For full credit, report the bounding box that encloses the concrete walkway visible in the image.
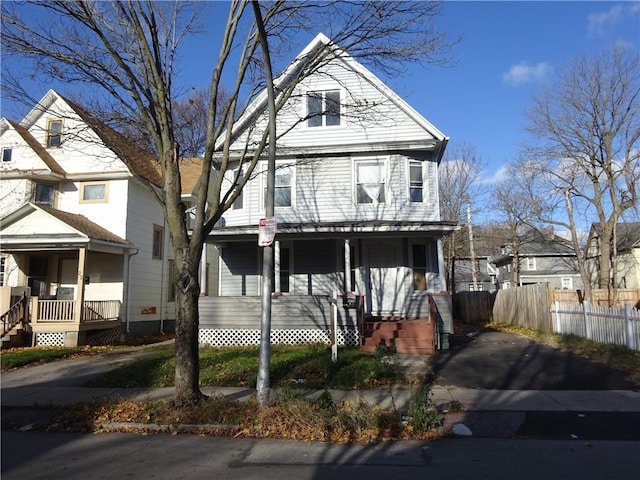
[2,347,639,413]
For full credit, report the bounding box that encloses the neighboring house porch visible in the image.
[1,203,134,347]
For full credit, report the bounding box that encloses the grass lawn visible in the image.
[86,343,405,390]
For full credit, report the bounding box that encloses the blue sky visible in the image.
[2,1,639,186]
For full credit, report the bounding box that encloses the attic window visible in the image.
[2,148,12,162]
[47,119,63,147]
[307,90,341,127]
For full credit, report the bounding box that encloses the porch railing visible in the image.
[1,294,28,336]
[35,299,121,323]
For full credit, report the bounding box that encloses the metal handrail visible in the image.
[1,294,28,337]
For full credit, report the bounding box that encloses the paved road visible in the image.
[430,326,638,390]
[2,430,639,480]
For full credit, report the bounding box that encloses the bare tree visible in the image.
[509,45,639,302]
[438,140,485,291]
[1,0,457,405]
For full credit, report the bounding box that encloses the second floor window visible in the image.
[33,182,55,207]
[307,90,341,127]
[152,225,163,259]
[47,119,63,147]
[232,169,244,210]
[265,165,293,208]
[355,159,386,204]
[526,257,536,270]
[81,182,107,202]
[409,160,424,202]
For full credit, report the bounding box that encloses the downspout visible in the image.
[125,246,139,334]
[159,216,167,334]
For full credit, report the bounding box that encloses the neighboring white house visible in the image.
[197,34,456,351]
[0,91,214,346]
[585,222,640,290]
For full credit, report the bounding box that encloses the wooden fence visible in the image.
[552,288,640,307]
[551,302,640,351]
[453,291,496,323]
[492,283,552,331]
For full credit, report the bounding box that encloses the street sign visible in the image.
[258,217,277,246]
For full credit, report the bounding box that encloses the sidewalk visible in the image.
[2,349,639,413]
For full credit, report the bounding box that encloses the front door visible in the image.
[365,243,403,316]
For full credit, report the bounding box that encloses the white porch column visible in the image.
[344,239,351,292]
[274,240,281,293]
[74,247,87,323]
[200,245,207,296]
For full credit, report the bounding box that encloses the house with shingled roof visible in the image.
[0,90,217,347]
[196,33,457,353]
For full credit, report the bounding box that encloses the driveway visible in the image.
[430,324,638,390]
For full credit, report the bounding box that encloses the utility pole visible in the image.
[467,206,478,291]
[253,1,276,408]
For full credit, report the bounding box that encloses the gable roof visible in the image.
[217,33,448,160]
[0,202,130,249]
[19,90,163,188]
[61,95,163,188]
[1,118,66,175]
[587,222,640,251]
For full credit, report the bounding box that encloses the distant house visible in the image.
[451,228,499,293]
[585,222,640,289]
[197,34,457,353]
[490,229,583,290]
[0,91,217,346]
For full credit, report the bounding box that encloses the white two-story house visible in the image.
[0,91,216,347]
[198,34,456,353]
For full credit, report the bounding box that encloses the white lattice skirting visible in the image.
[35,332,66,347]
[199,328,360,347]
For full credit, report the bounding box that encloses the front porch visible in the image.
[1,294,122,348]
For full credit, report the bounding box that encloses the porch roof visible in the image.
[0,203,133,254]
[205,219,459,243]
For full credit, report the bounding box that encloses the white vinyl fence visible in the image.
[551,302,640,351]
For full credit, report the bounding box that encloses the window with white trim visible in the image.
[409,159,425,202]
[46,119,63,147]
[307,90,341,127]
[355,159,386,204]
[526,257,536,270]
[232,168,244,210]
[561,277,573,290]
[275,167,292,207]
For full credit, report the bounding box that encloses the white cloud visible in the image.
[587,4,624,36]
[502,61,552,86]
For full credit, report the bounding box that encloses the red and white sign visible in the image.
[258,217,277,246]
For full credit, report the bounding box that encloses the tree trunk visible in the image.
[173,252,205,406]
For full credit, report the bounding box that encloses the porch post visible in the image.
[344,239,351,292]
[200,244,207,296]
[274,240,281,293]
[74,247,87,323]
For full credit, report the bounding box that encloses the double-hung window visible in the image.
[409,159,424,202]
[232,168,244,210]
[152,225,163,259]
[355,159,386,204]
[307,90,341,127]
[47,119,63,147]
